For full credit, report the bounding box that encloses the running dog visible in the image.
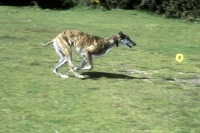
[42,30,136,79]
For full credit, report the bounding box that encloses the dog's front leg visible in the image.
[67,56,84,79]
[80,52,93,70]
[74,57,87,71]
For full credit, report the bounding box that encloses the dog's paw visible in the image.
[76,74,84,79]
[74,66,82,71]
[60,75,69,78]
[74,67,79,71]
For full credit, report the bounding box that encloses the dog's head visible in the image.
[116,31,136,48]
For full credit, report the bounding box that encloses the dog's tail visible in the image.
[42,39,54,47]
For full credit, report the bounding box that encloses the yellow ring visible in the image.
[176,53,184,62]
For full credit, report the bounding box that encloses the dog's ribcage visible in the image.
[61,30,115,58]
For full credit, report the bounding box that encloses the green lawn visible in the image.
[0,6,200,133]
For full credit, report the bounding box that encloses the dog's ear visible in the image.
[112,35,119,47]
[119,31,123,36]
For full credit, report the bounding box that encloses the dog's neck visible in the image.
[91,36,118,57]
[112,35,119,47]
[105,35,119,48]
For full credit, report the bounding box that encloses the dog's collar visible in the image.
[112,35,118,47]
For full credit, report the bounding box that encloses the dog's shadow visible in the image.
[81,71,139,80]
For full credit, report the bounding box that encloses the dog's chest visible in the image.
[92,47,113,58]
[75,46,113,58]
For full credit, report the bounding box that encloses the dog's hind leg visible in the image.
[53,57,68,78]
[52,40,69,78]
[56,38,84,79]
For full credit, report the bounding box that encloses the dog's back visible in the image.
[62,30,103,48]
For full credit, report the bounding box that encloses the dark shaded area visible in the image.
[99,0,140,10]
[81,71,150,80]
[0,0,198,20]
[36,0,76,9]
[0,0,31,6]
[81,71,133,80]
[98,0,200,20]
[0,0,76,9]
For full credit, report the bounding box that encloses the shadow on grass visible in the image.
[81,71,149,80]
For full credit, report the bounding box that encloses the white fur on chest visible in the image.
[92,47,113,58]
[75,46,114,58]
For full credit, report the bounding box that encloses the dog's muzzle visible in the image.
[126,43,132,48]
[128,42,136,48]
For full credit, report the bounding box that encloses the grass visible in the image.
[0,6,200,133]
